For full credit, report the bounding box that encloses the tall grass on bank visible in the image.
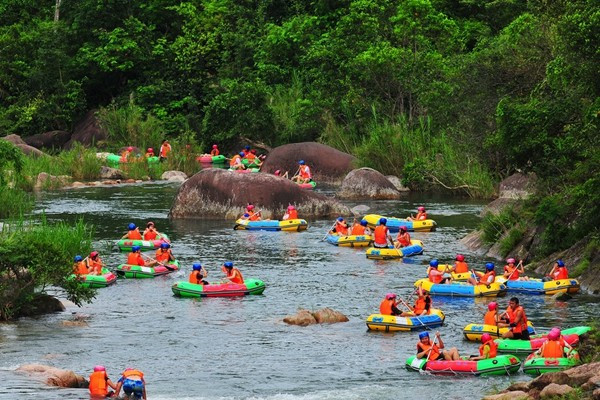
[0,188,33,219]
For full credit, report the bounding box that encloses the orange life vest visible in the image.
[248,211,260,221]
[122,369,144,379]
[189,271,204,284]
[155,249,171,263]
[210,149,219,156]
[373,226,388,245]
[227,268,244,284]
[478,271,495,285]
[506,305,528,333]
[246,153,256,161]
[379,299,393,315]
[230,155,242,167]
[127,253,145,266]
[299,165,311,179]
[287,209,298,220]
[542,339,565,358]
[454,261,469,273]
[160,143,171,158]
[417,341,440,361]
[413,296,428,315]
[351,224,366,235]
[479,340,498,358]
[554,267,568,280]
[484,310,497,326]
[504,265,520,280]
[396,232,411,247]
[88,259,102,274]
[144,230,157,240]
[128,230,142,240]
[415,211,427,220]
[73,261,88,276]
[335,221,348,235]
[88,371,109,396]
[428,268,444,284]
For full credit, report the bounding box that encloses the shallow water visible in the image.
[0,182,595,399]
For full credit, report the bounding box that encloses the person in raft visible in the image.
[407,206,427,221]
[144,148,154,158]
[499,297,530,340]
[469,333,498,361]
[400,283,431,316]
[416,331,461,361]
[546,259,569,281]
[292,160,312,184]
[245,149,257,163]
[87,251,104,275]
[114,368,147,400]
[350,219,371,236]
[88,365,117,398]
[230,152,246,170]
[243,204,261,221]
[142,221,160,240]
[394,225,411,248]
[189,263,209,285]
[283,205,298,220]
[533,327,573,358]
[274,169,289,179]
[127,246,155,267]
[155,242,175,264]
[159,139,171,162]
[331,216,349,235]
[73,255,90,276]
[379,293,401,316]
[373,218,394,248]
[242,145,251,156]
[451,254,469,274]
[483,301,503,327]
[210,144,219,156]
[503,258,527,280]
[120,146,134,162]
[467,262,496,286]
[427,259,452,284]
[222,261,244,284]
[122,223,143,240]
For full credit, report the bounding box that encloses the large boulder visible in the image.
[283,308,349,326]
[539,383,574,398]
[169,169,350,219]
[482,391,533,400]
[1,134,46,157]
[161,170,187,182]
[338,168,402,200]
[260,142,356,182]
[64,110,107,149]
[283,310,318,326]
[17,294,66,317]
[24,131,71,150]
[34,173,71,191]
[498,173,537,199]
[16,364,87,388]
[99,166,123,180]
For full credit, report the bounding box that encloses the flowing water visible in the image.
[0,182,595,400]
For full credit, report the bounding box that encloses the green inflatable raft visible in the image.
[106,153,159,168]
[172,279,266,298]
[115,260,180,279]
[116,233,170,252]
[523,350,580,376]
[405,354,521,376]
[69,268,117,288]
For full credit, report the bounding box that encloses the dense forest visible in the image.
[0,0,598,257]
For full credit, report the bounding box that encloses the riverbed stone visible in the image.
[99,166,123,179]
[593,387,600,400]
[506,382,532,392]
[539,383,574,398]
[1,134,46,157]
[24,130,71,150]
[260,142,356,182]
[161,170,187,182]
[169,168,350,219]
[283,310,317,326]
[385,175,410,191]
[16,364,87,388]
[65,110,107,148]
[498,172,537,199]
[312,308,349,324]
[482,391,533,400]
[338,168,402,200]
[33,173,71,191]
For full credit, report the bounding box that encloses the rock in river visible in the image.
[338,168,402,200]
[16,364,87,388]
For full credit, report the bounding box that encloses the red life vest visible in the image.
[73,261,88,276]
[554,267,568,280]
[413,297,428,315]
[351,224,366,235]
[454,261,469,273]
[128,230,142,240]
[299,165,311,179]
[144,230,157,240]
[155,249,171,263]
[396,232,411,247]
[122,369,144,379]
[484,310,497,326]
[478,271,495,285]
[127,253,145,266]
[89,371,108,396]
[287,209,298,219]
[479,340,498,358]
[373,226,388,245]
[210,149,219,156]
[428,268,444,284]
[415,212,427,220]
[542,339,565,358]
[227,268,244,284]
[417,341,440,360]
[335,221,348,235]
[506,305,528,333]
[504,265,520,280]
[379,299,393,315]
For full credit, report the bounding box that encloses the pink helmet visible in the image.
[548,328,561,340]
[418,206,425,211]
[287,205,295,210]
[127,146,133,151]
[506,258,516,264]
[488,302,497,311]
[274,170,281,176]
[456,254,465,261]
[90,251,99,258]
[400,226,408,232]
[385,293,397,300]
[212,144,218,148]
[481,333,492,343]
[246,205,254,211]
[93,365,105,372]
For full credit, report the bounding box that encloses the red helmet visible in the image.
[548,328,561,340]
[147,148,153,153]
[127,146,133,151]
[400,226,408,232]
[418,206,425,211]
[287,205,295,210]
[93,365,105,372]
[481,333,492,343]
[246,205,254,211]
[506,258,516,264]
[456,254,465,262]
[488,302,497,311]
[212,144,218,148]
[90,251,99,258]
[385,293,397,300]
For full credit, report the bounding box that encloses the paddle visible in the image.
[505,260,523,281]
[322,221,338,241]
[418,334,439,374]
[399,298,430,330]
[142,253,176,271]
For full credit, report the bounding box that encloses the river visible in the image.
[0,182,595,400]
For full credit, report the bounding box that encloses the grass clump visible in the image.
[480,208,520,245]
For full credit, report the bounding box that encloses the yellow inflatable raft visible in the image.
[366,309,445,332]
[325,234,372,247]
[365,240,424,260]
[463,321,536,341]
[435,264,473,281]
[414,279,507,297]
[363,214,437,232]
[495,277,580,295]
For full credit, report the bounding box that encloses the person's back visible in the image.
[428,267,444,284]
[73,261,88,276]
[351,223,366,235]
[128,230,142,240]
[228,267,244,284]
[484,310,497,326]
[373,225,388,247]
[127,252,145,266]
[454,261,469,273]
[541,339,564,358]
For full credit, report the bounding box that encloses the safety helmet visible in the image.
[337,217,344,222]
[298,160,305,165]
[251,149,257,154]
[90,251,99,258]
[212,144,218,149]
[288,205,295,210]
[245,145,250,150]
[360,220,367,226]
[488,302,497,311]
[557,259,565,267]
[506,258,516,264]
[147,148,153,153]
[418,206,425,211]
[128,223,136,230]
[127,146,133,151]
[224,261,233,268]
[548,328,561,340]
[400,226,408,232]
[485,262,495,271]
[481,333,492,343]
[243,213,250,218]
[274,170,281,176]
[379,218,387,225]
[192,263,202,271]
[247,205,254,211]
[456,254,465,262]
[429,259,439,268]
[385,293,397,300]
[147,221,154,227]
[93,366,106,372]
[160,243,170,249]
[419,332,430,340]
[132,246,141,252]
[74,255,83,262]
[239,152,245,157]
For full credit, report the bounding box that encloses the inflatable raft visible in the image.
[297,181,316,190]
[495,277,580,295]
[414,279,507,297]
[70,268,117,288]
[116,260,180,278]
[171,279,266,297]
[435,264,473,282]
[197,155,226,164]
[116,233,170,252]
[241,158,260,168]
[495,326,590,354]
[228,168,259,173]
[365,240,425,260]
[106,153,159,167]
[406,355,521,376]
[523,350,580,375]
[363,214,437,232]
[463,322,536,341]
[366,309,445,332]
[326,234,372,247]
[233,218,308,232]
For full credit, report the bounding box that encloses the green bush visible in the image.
[481,208,520,245]
[499,226,527,257]
[0,188,33,219]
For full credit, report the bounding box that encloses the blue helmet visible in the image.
[160,242,170,249]
[239,152,245,157]
[337,216,344,222]
[192,263,202,271]
[243,213,250,217]
[379,218,387,225]
[132,245,141,252]
[128,223,136,230]
[224,261,233,268]
[419,332,429,340]
[485,262,495,271]
[74,255,83,262]
[245,145,250,150]
[360,220,367,226]
[557,259,565,267]
[299,160,305,165]
[429,259,439,267]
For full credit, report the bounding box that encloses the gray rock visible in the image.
[385,175,410,191]
[338,168,402,200]
[24,130,71,150]
[99,166,123,180]
[351,205,371,216]
[65,110,107,148]
[539,383,574,398]
[34,173,71,191]
[1,134,46,157]
[161,170,187,182]
[460,230,491,256]
[482,391,533,400]
[498,172,537,199]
